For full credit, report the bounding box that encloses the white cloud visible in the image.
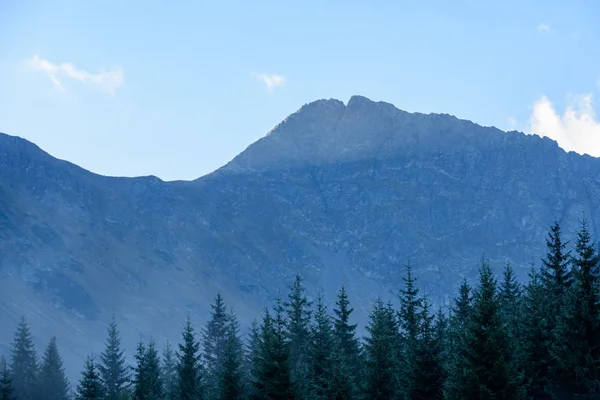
[28,55,124,94]
[254,73,285,91]
[537,23,551,33]
[528,94,600,157]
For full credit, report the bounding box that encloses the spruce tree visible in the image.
[284,275,312,400]
[177,317,203,400]
[521,264,552,398]
[9,316,38,400]
[76,356,104,400]
[410,299,444,400]
[307,295,335,400]
[251,300,294,400]
[161,341,178,400]
[219,316,245,400]
[0,356,14,400]
[443,279,473,400]
[132,340,148,400]
[246,320,261,399]
[202,293,232,400]
[332,285,361,396]
[38,336,70,400]
[363,299,398,400]
[552,218,600,395]
[99,316,130,400]
[461,261,524,399]
[397,264,423,398]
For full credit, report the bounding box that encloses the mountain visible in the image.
[1,95,599,379]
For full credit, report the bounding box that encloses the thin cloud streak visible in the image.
[28,55,125,94]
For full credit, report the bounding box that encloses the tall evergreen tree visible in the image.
[520,264,552,399]
[132,340,148,400]
[161,341,178,400]
[99,316,130,400]
[332,286,361,398]
[76,356,104,400]
[307,295,335,400]
[541,221,572,295]
[218,315,245,400]
[251,300,294,400]
[38,337,70,400]
[0,356,14,400]
[552,218,600,395]
[202,293,233,400]
[397,264,423,398]
[132,339,163,400]
[410,299,444,400]
[177,317,203,400]
[245,320,261,399]
[460,261,524,399]
[363,299,398,400]
[9,316,38,400]
[284,275,312,400]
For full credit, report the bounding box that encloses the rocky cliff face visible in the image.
[1,95,599,378]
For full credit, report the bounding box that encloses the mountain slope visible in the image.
[1,95,599,379]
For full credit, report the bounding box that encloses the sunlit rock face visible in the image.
[1,95,598,379]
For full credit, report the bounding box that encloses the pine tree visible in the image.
[132,340,148,400]
[443,279,473,400]
[520,264,552,398]
[541,221,572,295]
[246,320,261,399]
[162,341,178,400]
[99,316,130,400]
[307,295,335,400]
[177,317,203,400]
[38,336,70,400]
[552,218,600,395]
[461,261,524,399]
[0,356,14,400]
[332,285,361,396]
[397,264,423,398]
[251,300,294,400]
[219,316,245,400]
[9,316,38,400]
[363,299,398,400]
[76,356,104,400]
[410,299,444,400]
[202,293,232,400]
[146,340,163,400]
[284,275,312,400]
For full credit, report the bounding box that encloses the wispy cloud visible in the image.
[254,73,285,92]
[537,23,551,33]
[528,93,600,157]
[506,116,518,130]
[28,55,124,94]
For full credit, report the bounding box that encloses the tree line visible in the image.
[2,218,600,399]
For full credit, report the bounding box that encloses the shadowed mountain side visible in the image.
[1,95,599,379]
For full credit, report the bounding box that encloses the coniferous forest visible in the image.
[3,219,600,400]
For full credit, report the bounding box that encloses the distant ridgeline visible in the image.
[2,220,600,399]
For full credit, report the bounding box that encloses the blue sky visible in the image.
[1,0,600,181]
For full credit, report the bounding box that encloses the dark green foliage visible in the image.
[0,356,14,400]
[332,286,361,398]
[443,280,473,400]
[76,356,104,400]
[38,336,70,400]
[251,300,294,400]
[461,261,524,399]
[132,339,163,400]
[9,316,38,400]
[363,299,398,400]
[397,264,423,398]
[521,264,552,398]
[162,341,178,400]
[307,295,335,400]
[99,316,130,400]
[177,317,203,400]
[284,275,312,400]
[202,293,231,400]
[551,218,600,396]
[219,316,245,400]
